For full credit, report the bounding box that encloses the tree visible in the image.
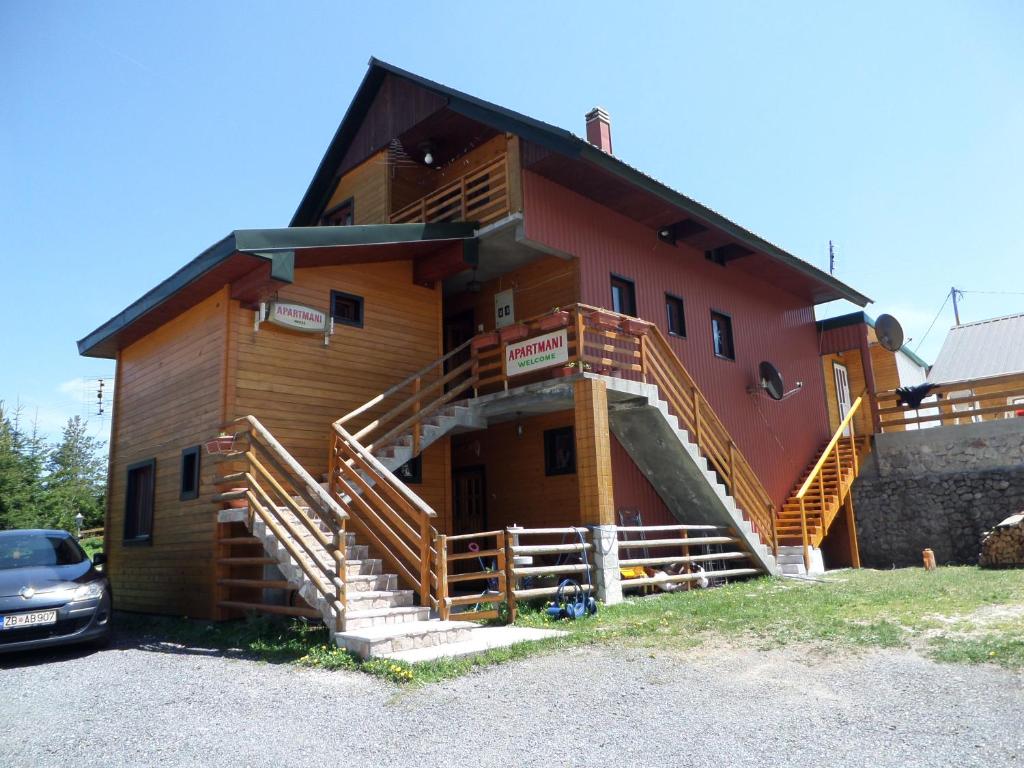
[43,416,107,531]
[0,402,49,530]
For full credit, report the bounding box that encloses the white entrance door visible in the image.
[833,362,853,436]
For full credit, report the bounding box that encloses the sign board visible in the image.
[505,329,569,376]
[494,288,515,329]
[266,301,328,333]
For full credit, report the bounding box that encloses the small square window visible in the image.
[124,459,156,543]
[331,290,364,328]
[544,427,576,476]
[666,294,686,337]
[711,310,735,360]
[394,456,422,484]
[610,275,636,316]
[179,445,200,501]
[321,197,354,226]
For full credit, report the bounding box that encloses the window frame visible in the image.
[543,426,576,477]
[665,293,686,338]
[710,309,735,361]
[609,274,637,317]
[320,197,355,226]
[179,445,201,502]
[124,458,156,545]
[330,289,365,329]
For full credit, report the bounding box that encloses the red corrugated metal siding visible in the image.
[523,171,831,509]
[818,324,865,355]
[611,435,676,526]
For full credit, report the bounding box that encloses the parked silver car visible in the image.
[0,529,112,654]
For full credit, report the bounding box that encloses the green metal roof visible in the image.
[77,223,476,358]
[291,57,871,307]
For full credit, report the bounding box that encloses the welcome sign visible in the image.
[266,301,328,333]
[505,329,569,376]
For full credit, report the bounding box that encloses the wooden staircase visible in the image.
[774,394,872,573]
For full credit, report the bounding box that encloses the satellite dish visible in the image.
[875,314,905,352]
[759,361,785,401]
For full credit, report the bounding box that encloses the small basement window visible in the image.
[179,445,200,501]
[666,294,686,337]
[124,459,156,543]
[331,290,364,328]
[394,456,422,485]
[610,275,637,316]
[711,310,735,360]
[321,197,354,226]
[544,427,576,476]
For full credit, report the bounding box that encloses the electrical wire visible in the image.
[913,292,952,353]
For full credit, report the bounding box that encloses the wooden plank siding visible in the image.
[521,170,831,510]
[324,149,390,224]
[106,289,228,618]
[228,260,449,516]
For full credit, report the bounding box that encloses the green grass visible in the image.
[115,568,1024,684]
[79,537,104,560]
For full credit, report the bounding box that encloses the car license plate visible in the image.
[1,610,58,630]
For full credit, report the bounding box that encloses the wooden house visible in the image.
[78,59,881,656]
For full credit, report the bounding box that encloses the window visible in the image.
[124,459,156,543]
[179,445,200,501]
[711,310,735,360]
[610,275,636,317]
[394,456,422,485]
[321,198,354,226]
[331,290,364,328]
[666,294,686,337]
[544,427,576,476]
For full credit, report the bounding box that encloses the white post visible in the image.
[588,524,622,605]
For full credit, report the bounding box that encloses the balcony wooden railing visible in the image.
[390,154,510,227]
[876,372,1024,432]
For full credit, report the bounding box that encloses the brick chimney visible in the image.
[585,107,612,154]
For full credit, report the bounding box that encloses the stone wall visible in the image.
[853,419,1024,567]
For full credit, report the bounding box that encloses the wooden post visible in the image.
[419,513,432,608]
[412,377,421,457]
[693,389,702,445]
[436,534,449,620]
[844,495,861,569]
[336,520,347,632]
[495,531,509,621]
[727,441,736,496]
[504,527,518,623]
[639,333,649,383]
[574,308,586,368]
[858,331,882,434]
[799,497,810,572]
[573,378,615,527]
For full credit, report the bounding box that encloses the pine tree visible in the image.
[0,402,49,529]
[43,416,107,531]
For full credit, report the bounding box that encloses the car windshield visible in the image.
[0,534,86,570]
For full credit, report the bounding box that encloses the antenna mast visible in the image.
[828,241,836,275]
[951,286,963,326]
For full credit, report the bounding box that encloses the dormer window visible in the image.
[321,198,354,226]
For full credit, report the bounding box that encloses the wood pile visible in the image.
[979,512,1024,568]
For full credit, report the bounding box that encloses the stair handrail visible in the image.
[793,393,865,571]
[219,415,348,631]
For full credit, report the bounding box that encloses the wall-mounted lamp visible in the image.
[515,423,525,438]
[466,269,482,293]
[657,225,676,246]
[418,141,436,167]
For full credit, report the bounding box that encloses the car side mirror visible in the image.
[92,552,107,569]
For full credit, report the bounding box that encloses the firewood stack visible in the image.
[979,512,1024,568]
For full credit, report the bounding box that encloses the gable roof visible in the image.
[291,57,870,308]
[928,313,1024,384]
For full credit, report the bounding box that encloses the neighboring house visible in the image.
[77,59,875,651]
[925,313,1024,424]
[817,312,932,434]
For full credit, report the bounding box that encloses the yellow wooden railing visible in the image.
[793,394,865,570]
[876,372,1024,432]
[390,154,510,227]
[214,416,349,629]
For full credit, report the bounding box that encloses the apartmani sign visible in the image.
[505,329,568,376]
[266,301,328,333]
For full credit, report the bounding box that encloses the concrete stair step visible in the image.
[345,589,415,610]
[343,605,431,630]
[346,573,398,592]
[335,619,477,658]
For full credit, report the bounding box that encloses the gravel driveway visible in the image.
[2,634,1021,767]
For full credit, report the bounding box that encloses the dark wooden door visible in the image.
[452,465,486,536]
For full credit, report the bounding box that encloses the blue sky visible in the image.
[2,1,1021,438]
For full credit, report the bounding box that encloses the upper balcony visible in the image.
[391,153,512,228]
